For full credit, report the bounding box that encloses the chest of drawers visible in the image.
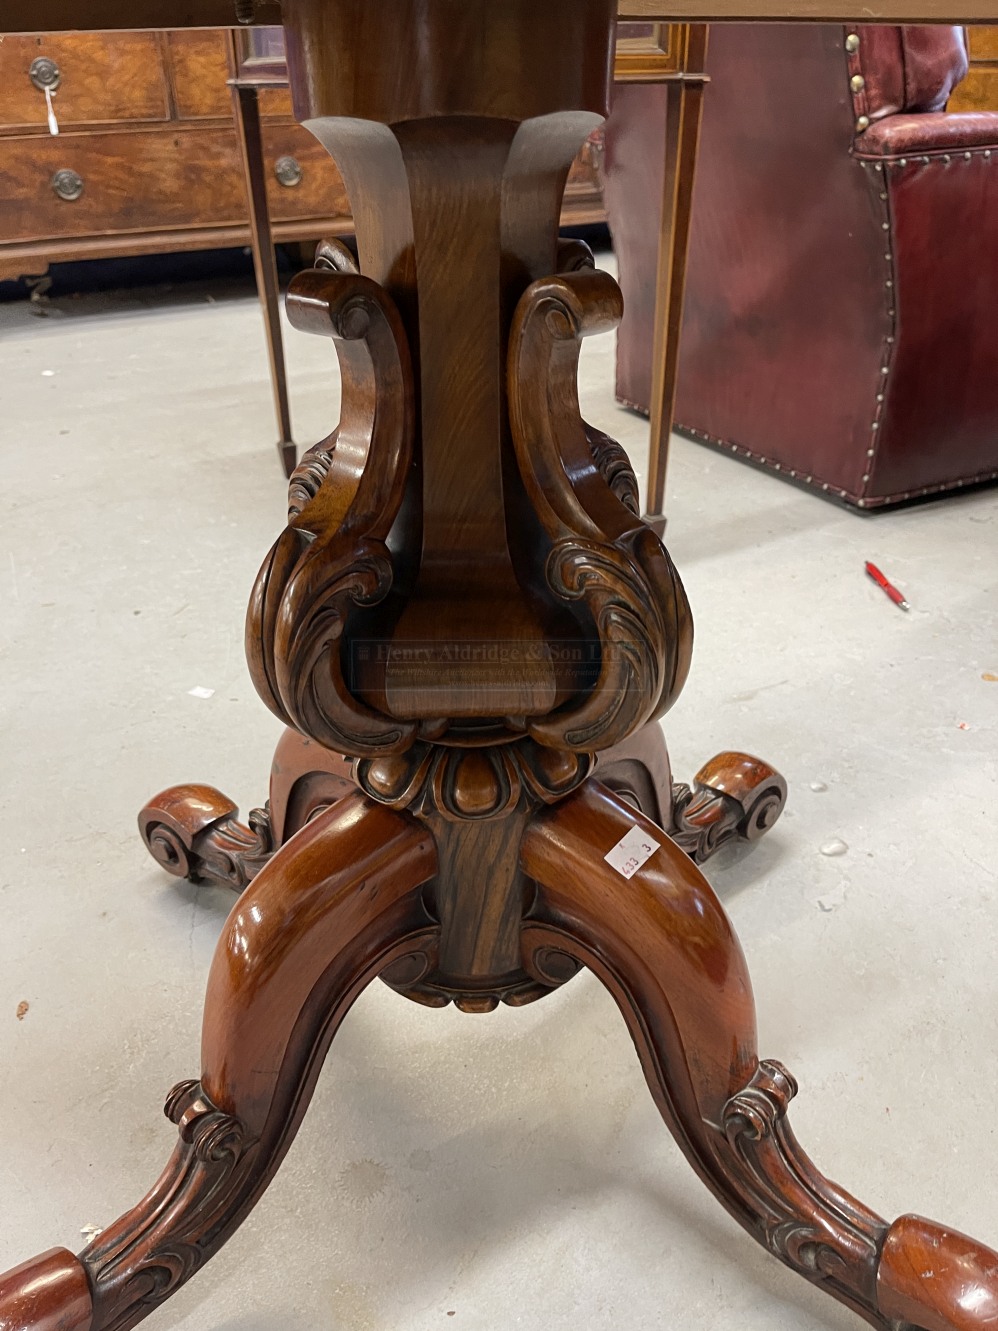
[0,28,606,283]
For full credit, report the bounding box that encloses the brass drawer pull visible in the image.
[30,57,62,135]
[274,155,303,188]
[29,56,61,91]
[51,168,84,202]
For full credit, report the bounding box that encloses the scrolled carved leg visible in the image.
[137,783,275,890]
[138,731,357,892]
[520,780,998,1330]
[0,794,438,1331]
[670,750,787,864]
[598,731,787,867]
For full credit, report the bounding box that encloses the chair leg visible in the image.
[520,779,998,1330]
[0,792,437,1331]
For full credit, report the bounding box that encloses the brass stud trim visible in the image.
[856,115,871,132]
[850,74,866,93]
[845,33,860,51]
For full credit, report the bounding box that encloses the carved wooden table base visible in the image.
[136,726,787,894]
[1,0,995,1327]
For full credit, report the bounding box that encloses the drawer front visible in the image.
[260,124,352,222]
[1,120,588,248]
[948,66,998,112]
[166,30,232,121]
[967,25,998,60]
[1,128,249,241]
[259,87,295,119]
[0,34,170,131]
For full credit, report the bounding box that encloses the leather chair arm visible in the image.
[859,111,998,157]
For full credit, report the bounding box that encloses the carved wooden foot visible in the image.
[137,731,355,891]
[599,732,787,866]
[521,780,998,1330]
[671,750,787,863]
[0,793,438,1331]
[137,784,275,890]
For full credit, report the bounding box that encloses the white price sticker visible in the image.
[604,825,660,879]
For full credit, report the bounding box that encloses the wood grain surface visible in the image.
[8,0,998,33]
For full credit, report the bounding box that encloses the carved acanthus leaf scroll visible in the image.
[81,1081,254,1331]
[246,267,417,758]
[722,1060,887,1316]
[507,269,692,752]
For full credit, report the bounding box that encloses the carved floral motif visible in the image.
[357,736,593,821]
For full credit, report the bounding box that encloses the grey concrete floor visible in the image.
[1,256,996,1331]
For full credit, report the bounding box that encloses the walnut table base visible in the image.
[1,0,995,1328]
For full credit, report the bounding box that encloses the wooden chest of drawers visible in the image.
[948,25,998,111]
[0,29,605,282]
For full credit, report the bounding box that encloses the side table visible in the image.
[1,3,996,1331]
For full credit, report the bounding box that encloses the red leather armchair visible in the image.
[603,25,998,509]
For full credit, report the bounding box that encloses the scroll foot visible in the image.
[137,783,275,891]
[671,750,787,863]
[138,730,356,893]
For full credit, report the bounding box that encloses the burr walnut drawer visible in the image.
[0,34,169,131]
[1,126,351,243]
[2,129,249,241]
[164,30,232,121]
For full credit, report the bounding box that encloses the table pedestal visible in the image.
[1,1,996,1328]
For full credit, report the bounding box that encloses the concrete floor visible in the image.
[1,256,996,1331]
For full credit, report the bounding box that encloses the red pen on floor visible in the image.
[865,560,910,611]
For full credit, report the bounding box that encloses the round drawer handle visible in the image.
[274,156,303,188]
[51,168,84,202]
[30,57,61,91]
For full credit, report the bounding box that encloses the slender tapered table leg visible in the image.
[229,41,297,478]
[643,23,708,536]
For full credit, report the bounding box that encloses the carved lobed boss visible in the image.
[1,0,996,1328]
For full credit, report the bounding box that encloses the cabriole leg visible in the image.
[521,780,998,1330]
[0,794,437,1331]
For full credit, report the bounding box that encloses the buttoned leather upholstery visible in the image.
[603,24,998,508]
